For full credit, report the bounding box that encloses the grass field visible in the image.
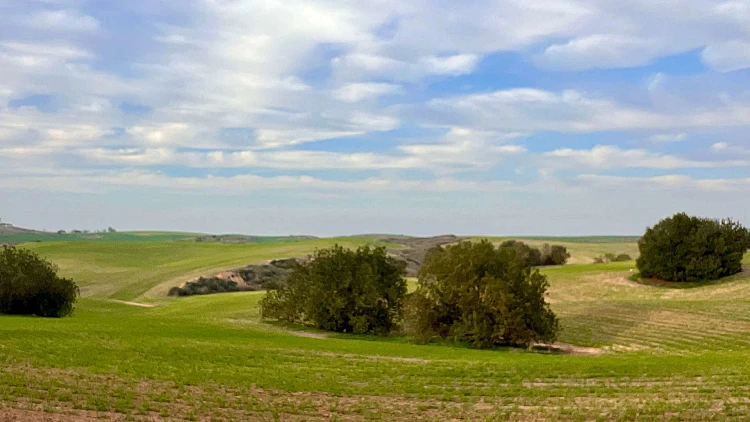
[19,234,389,300]
[1,236,750,420]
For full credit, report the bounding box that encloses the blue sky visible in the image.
[1,0,750,236]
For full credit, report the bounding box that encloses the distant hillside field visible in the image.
[0,230,315,245]
[20,235,386,300]
[1,235,749,420]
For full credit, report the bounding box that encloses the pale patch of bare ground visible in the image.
[531,342,605,356]
[109,300,158,308]
[287,330,329,339]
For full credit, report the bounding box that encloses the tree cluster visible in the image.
[0,246,79,317]
[406,240,558,348]
[499,240,570,266]
[260,245,408,335]
[260,241,560,347]
[637,213,749,282]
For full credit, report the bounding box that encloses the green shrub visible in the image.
[499,240,543,267]
[499,241,570,266]
[260,245,407,335]
[540,244,571,266]
[594,253,633,264]
[636,213,749,282]
[407,240,558,348]
[0,246,79,317]
[168,277,245,297]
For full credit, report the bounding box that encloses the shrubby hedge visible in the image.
[407,240,558,348]
[169,258,300,297]
[0,246,78,317]
[637,213,749,282]
[260,245,407,335]
[169,277,246,296]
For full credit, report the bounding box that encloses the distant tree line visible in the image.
[0,246,78,317]
[56,227,116,235]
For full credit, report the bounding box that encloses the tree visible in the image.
[407,240,558,348]
[540,244,571,266]
[107,227,116,233]
[499,240,543,267]
[260,245,407,335]
[499,240,570,267]
[0,246,79,317]
[637,213,749,282]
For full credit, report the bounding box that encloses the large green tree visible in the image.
[260,245,407,335]
[637,213,749,282]
[407,240,558,348]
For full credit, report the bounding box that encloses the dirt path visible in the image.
[109,300,157,308]
[533,342,605,356]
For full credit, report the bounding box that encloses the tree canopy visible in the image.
[637,213,749,282]
[499,240,570,266]
[260,245,407,335]
[407,240,558,348]
[0,246,79,317]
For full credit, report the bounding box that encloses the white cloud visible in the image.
[428,88,750,133]
[348,112,400,132]
[253,128,362,148]
[538,35,659,70]
[712,142,730,152]
[2,0,750,234]
[332,83,403,102]
[25,10,100,32]
[711,142,750,154]
[546,145,750,170]
[0,169,509,194]
[577,174,750,192]
[650,133,687,143]
[420,54,480,75]
[701,40,750,72]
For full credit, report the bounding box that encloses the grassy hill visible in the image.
[1,236,749,420]
[0,230,314,246]
[20,235,387,300]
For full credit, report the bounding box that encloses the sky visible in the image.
[1,0,750,236]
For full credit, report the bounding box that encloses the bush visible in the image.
[0,246,79,317]
[407,240,558,348]
[260,245,407,335]
[168,277,245,297]
[594,253,633,264]
[540,244,571,266]
[499,240,543,267]
[499,241,570,266]
[636,213,749,282]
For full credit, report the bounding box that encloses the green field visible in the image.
[2,236,750,420]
